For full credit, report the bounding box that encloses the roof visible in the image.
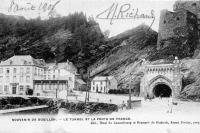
[92,76,115,81]
[46,60,77,74]
[76,79,86,84]
[0,55,46,67]
[147,64,174,67]
[57,76,69,80]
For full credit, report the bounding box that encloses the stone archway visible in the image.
[148,75,173,98]
[153,83,172,97]
[140,57,182,98]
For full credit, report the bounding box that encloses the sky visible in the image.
[0,0,175,37]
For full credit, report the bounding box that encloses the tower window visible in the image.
[192,3,197,6]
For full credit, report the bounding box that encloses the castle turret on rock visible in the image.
[157,9,198,50]
[174,1,200,32]
[157,1,199,54]
[173,1,200,17]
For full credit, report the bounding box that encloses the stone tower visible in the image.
[173,1,200,26]
[174,1,200,48]
[157,1,200,51]
[157,9,198,50]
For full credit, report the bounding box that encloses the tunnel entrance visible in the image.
[153,84,172,97]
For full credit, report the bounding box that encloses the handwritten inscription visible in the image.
[8,0,61,16]
[96,3,155,27]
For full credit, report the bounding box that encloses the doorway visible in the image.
[12,86,17,94]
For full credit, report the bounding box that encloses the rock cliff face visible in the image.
[88,25,158,94]
[89,24,200,98]
[179,58,200,100]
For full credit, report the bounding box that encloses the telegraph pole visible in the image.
[56,88,58,99]
[128,73,135,109]
[129,86,131,109]
[87,70,90,102]
[128,84,132,109]
[85,70,90,104]
[84,91,87,104]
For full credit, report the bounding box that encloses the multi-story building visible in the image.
[0,55,78,96]
[0,55,45,95]
[45,61,77,92]
[90,76,118,93]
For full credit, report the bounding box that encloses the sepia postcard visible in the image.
[0,0,200,132]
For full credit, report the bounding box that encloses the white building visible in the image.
[0,55,45,95]
[91,76,118,93]
[33,80,68,97]
[0,55,78,96]
[44,61,77,92]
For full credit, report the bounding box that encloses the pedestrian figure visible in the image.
[149,95,153,101]
[144,94,149,101]
[122,100,126,110]
[167,96,173,113]
[109,99,112,103]
[160,93,163,100]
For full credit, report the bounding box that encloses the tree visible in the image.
[103,30,110,39]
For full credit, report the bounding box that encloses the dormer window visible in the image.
[24,60,27,65]
[9,60,13,65]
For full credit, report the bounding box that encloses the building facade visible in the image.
[0,55,45,95]
[140,57,182,98]
[0,55,78,96]
[91,76,118,93]
[45,61,76,92]
[75,74,87,91]
[33,80,68,97]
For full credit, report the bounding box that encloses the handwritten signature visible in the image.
[96,3,155,27]
[8,0,61,16]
